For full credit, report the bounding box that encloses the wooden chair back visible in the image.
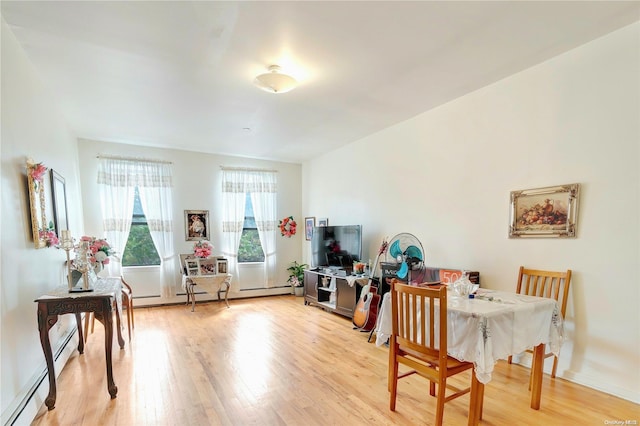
[389,279,483,425]
[391,280,447,363]
[516,267,572,317]
[509,266,572,379]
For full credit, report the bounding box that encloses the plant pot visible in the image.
[294,286,304,297]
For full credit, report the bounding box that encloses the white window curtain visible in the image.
[221,168,277,289]
[136,162,176,298]
[97,159,136,278]
[98,157,176,297]
[248,174,277,287]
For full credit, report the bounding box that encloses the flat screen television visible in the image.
[311,225,362,268]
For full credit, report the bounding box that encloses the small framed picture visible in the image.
[185,259,200,276]
[318,217,328,227]
[198,258,217,276]
[185,210,209,241]
[509,183,580,238]
[304,217,315,241]
[180,253,195,275]
[216,258,228,274]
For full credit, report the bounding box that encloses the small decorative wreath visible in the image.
[279,216,297,238]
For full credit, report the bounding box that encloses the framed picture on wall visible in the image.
[509,183,580,238]
[185,210,209,241]
[304,217,315,241]
[318,217,328,227]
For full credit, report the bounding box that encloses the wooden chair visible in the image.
[507,266,572,379]
[85,276,134,341]
[120,276,135,339]
[388,280,484,426]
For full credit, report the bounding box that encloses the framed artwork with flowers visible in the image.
[26,159,56,248]
[185,210,209,241]
[509,183,580,238]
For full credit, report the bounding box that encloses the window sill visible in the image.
[123,264,160,270]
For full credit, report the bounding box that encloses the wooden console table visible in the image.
[34,278,124,410]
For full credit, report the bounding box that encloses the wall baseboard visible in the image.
[513,353,639,404]
[2,330,79,426]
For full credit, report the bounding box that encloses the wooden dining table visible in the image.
[374,287,563,411]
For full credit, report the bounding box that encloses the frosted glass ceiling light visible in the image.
[253,65,297,94]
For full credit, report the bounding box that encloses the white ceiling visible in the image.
[2,1,639,163]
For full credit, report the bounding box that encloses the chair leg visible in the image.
[388,343,394,392]
[551,355,558,378]
[430,381,436,397]
[389,357,399,411]
[507,354,513,364]
[129,299,134,329]
[435,378,446,426]
[83,313,91,342]
[123,294,132,341]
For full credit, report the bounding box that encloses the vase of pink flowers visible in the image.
[79,236,114,272]
[193,240,213,258]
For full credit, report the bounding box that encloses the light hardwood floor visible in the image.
[32,295,638,425]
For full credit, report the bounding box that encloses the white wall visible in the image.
[1,18,85,423]
[77,140,302,304]
[303,23,640,402]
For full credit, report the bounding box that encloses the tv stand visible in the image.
[303,270,370,319]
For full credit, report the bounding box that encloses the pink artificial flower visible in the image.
[40,229,59,248]
[193,240,213,258]
[30,163,47,182]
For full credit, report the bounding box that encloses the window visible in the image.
[122,187,161,266]
[238,193,265,263]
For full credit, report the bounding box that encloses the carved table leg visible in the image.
[94,308,118,399]
[219,281,230,308]
[190,283,196,312]
[37,303,58,410]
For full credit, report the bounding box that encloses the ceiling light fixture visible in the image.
[253,65,297,94]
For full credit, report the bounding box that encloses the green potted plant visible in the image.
[287,261,308,296]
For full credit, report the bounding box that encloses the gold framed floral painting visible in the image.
[509,183,580,238]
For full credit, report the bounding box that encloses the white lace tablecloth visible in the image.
[181,274,231,294]
[42,276,123,314]
[374,288,563,384]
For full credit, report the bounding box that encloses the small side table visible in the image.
[35,279,124,410]
[183,274,232,311]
